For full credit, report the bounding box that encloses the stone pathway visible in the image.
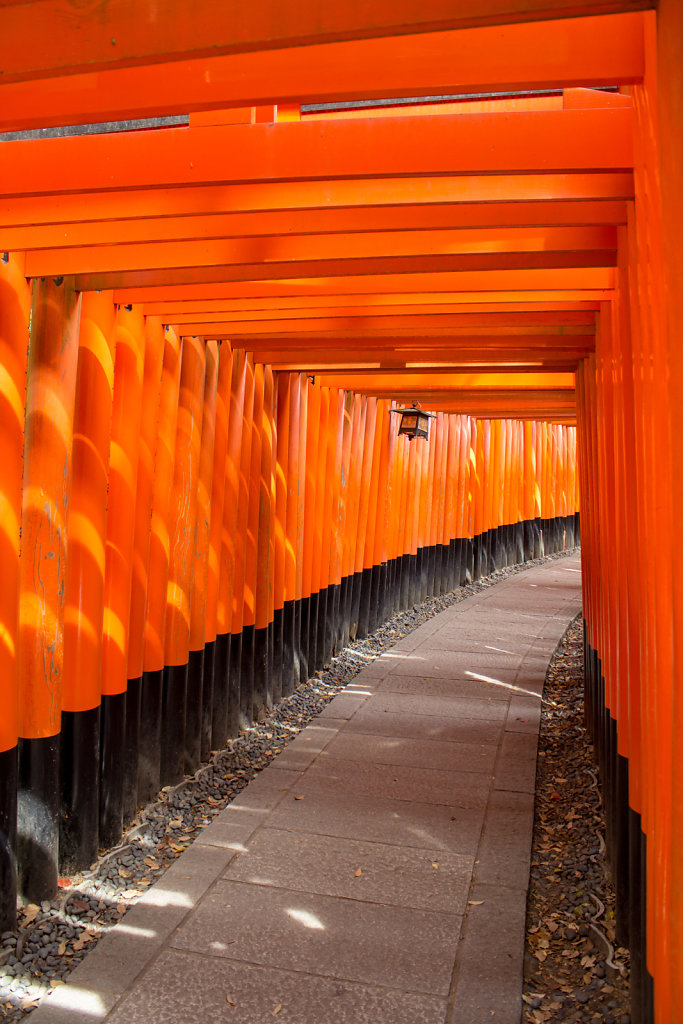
[31,555,582,1024]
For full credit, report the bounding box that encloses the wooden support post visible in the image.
[18,276,80,901]
[203,343,231,758]
[61,291,116,871]
[139,326,181,804]
[161,335,205,787]
[186,339,218,772]
[0,253,29,928]
[125,315,164,813]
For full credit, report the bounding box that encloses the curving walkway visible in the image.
[32,554,582,1024]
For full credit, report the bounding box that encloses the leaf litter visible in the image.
[523,617,631,1024]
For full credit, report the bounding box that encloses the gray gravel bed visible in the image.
[0,549,576,1020]
[522,616,631,1024]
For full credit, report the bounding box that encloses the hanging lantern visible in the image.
[391,401,436,441]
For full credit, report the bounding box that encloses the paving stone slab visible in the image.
[265,788,485,857]
[505,693,543,733]
[172,880,462,995]
[224,827,474,913]
[319,691,370,719]
[359,690,509,723]
[297,757,493,809]
[372,673,519,702]
[493,730,539,794]
[390,649,523,678]
[448,883,528,1024]
[320,731,496,774]
[474,790,536,891]
[103,949,450,1024]
[344,705,504,745]
[269,725,340,771]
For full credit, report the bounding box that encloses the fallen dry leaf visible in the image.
[468,900,485,906]
[21,904,40,926]
[273,1003,283,1015]
[118,867,132,878]
[432,862,439,870]
[294,795,304,801]
[354,868,362,877]
[226,994,237,1006]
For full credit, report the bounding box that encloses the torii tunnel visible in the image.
[0,1,682,1021]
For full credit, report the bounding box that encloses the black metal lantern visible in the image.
[391,401,436,441]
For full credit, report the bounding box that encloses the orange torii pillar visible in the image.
[204,343,232,754]
[237,358,257,729]
[60,291,116,871]
[337,393,357,649]
[186,340,218,773]
[139,326,181,804]
[125,316,164,812]
[358,399,385,637]
[222,349,248,741]
[17,276,80,901]
[99,305,145,847]
[310,386,330,669]
[0,253,29,928]
[295,378,309,682]
[349,396,371,641]
[253,364,276,721]
[161,335,205,786]
[274,373,291,698]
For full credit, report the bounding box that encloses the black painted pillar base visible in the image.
[292,598,303,687]
[18,735,59,902]
[185,649,204,775]
[99,692,125,849]
[0,745,18,930]
[201,640,215,762]
[123,676,141,824]
[281,601,297,697]
[201,638,215,761]
[272,607,284,706]
[60,707,100,872]
[160,663,187,788]
[299,596,310,681]
[239,624,255,729]
[227,632,242,738]
[253,625,270,722]
[473,533,484,581]
[418,546,429,602]
[356,569,373,639]
[339,576,352,650]
[309,591,320,671]
[328,582,341,660]
[211,633,229,750]
[138,668,163,805]
[614,752,631,948]
[368,566,381,633]
[464,538,473,584]
[399,554,411,610]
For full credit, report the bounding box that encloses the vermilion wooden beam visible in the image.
[142,298,602,317]
[316,371,575,388]
[248,350,590,368]
[24,225,617,278]
[0,14,643,131]
[0,2,650,84]
[2,202,628,252]
[73,256,617,293]
[113,268,615,303]
[0,174,633,228]
[157,310,596,333]
[0,108,633,198]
